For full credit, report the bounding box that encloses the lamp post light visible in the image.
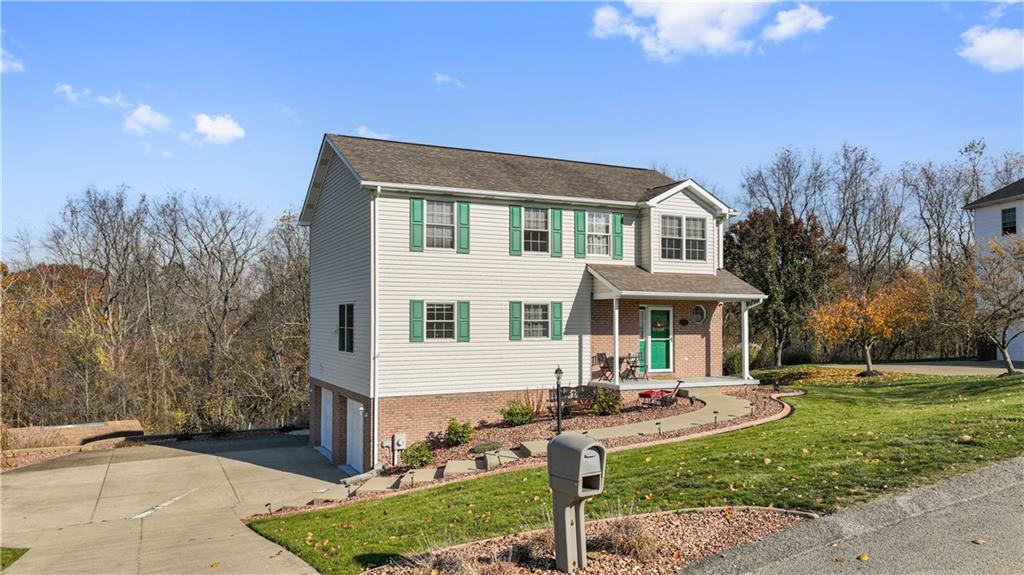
[555,365,564,435]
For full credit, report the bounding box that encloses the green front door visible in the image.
[649,309,671,371]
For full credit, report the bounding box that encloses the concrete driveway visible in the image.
[817,360,1010,377]
[1,434,352,574]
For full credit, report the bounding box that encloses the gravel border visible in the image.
[366,506,813,575]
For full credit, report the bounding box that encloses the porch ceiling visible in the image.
[587,264,765,302]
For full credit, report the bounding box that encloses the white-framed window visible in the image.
[338,303,354,352]
[1003,207,1017,235]
[523,207,549,253]
[523,303,550,338]
[661,215,683,260]
[692,305,706,324]
[586,212,610,255]
[425,302,455,340]
[685,217,707,261]
[426,200,455,249]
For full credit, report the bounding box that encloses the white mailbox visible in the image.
[546,433,606,574]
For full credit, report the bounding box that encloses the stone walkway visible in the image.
[353,387,755,495]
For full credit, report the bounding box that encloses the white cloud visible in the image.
[763,4,832,42]
[433,72,465,89]
[192,113,245,144]
[54,83,91,104]
[957,25,1024,72]
[1,47,24,73]
[355,125,391,139]
[279,106,302,125]
[123,104,171,135]
[96,91,131,108]
[591,2,770,60]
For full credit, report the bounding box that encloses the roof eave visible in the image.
[644,179,735,217]
[298,136,362,225]
[363,181,642,209]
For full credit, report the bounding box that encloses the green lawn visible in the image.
[250,368,1024,575]
[1,548,28,571]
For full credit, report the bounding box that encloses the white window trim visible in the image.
[660,214,684,261]
[522,206,551,255]
[522,302,551,339]
[338,303,354,353]
[424,301,457,342]
[692,305,707,324]
[586,211,612,257]
[424,199,456,252]
[684,216,708,262]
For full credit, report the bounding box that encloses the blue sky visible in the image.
[3,2,1023,248]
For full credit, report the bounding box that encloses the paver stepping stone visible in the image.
[518,440,548,457]
[352,475,398,495]
[483,450,522,470]
[442,459,484,478]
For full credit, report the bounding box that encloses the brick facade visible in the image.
[309,377,375,472]
[591,299,723,380]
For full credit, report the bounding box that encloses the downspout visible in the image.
[370,185,381,468]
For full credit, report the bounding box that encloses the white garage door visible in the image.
[346,400,363,472]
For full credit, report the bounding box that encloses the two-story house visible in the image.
[965,177,1023,363]
[298,135,765,473]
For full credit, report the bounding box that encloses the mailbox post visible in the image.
[547,433,606,574]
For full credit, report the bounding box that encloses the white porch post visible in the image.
[613,298,620,386]
[741,301,750,380]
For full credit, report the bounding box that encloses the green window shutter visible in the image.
[509,206,522,256]
[409,300,424,342]
[550,208,563,257]
[457,301,470,342]
[574,210,586,258]
[457,202,470,254]
[612,212,624,260]
[409,198,424,252]
[550,301,563,340]
[509,301,522,340]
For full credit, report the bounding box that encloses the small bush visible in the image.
[601,515,657,561]
[724,343,762,375]
[444,418,474,447]
[590,389,623,416]
[469,441,502,454]
[511,529,554,564]
[401,440,433,468]
[500,400,535,426]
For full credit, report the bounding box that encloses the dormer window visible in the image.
[685,217,707,261]
[661,215,683,260]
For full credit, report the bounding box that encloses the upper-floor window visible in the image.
[661,215,683,260]
[338,303,354,352]
[1003,207,1017,235]
[426,200,455,249]
[524,207,549,253]
[524,303,550,338]
[426,302,455,340]
[685,217,707,261]
[587,212,611,255]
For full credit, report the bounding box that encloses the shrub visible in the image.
[444,418,474,447]
[500,400,535,426]
[782,348,815,366]
[724,343,762,375]
[590,389,623,416]
[401,440,433,468]
[600,516,657,561]
[511,529,554,564]
[469,441,502,454]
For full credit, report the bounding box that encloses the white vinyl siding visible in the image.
[648,190,719,274]
[309,156,372,396]
[376,193,638,397]
[972,197,1024,362]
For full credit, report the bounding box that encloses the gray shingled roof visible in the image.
[964,178,1024,210]
[328,135,676,203]
[588,264,765,299]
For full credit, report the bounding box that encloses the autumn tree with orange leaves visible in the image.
[811,281,926,376]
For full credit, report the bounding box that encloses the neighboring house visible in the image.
[298,135,765,472]
[965,177,1024,363]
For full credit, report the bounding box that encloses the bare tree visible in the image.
[742,147,828,222]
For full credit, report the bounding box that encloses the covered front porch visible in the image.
[586,264,766,388]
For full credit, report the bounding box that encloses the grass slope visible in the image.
[251,369,1024,575]
[1,548,28,571]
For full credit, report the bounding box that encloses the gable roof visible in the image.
[326,134,677,203]
[587,264,765,301]
[964,177,1024,210]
